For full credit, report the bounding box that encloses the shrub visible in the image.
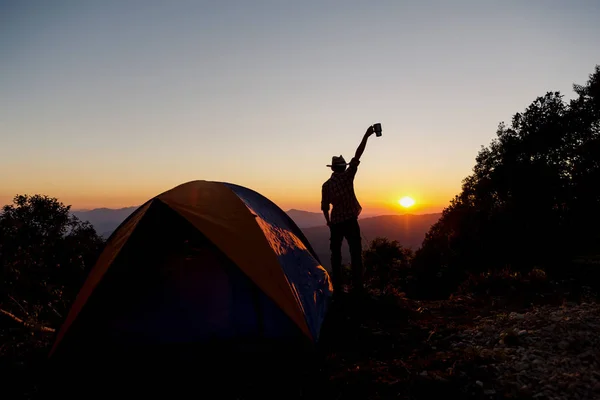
[362,237,412,296]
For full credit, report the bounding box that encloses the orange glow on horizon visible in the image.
[0,194,450,215]
[1,180,452,215]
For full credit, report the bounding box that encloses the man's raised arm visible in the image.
[354,125,375,161]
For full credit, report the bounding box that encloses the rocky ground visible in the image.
[2,293,599,399]
[316,294,600,400]
[456,303,600,400]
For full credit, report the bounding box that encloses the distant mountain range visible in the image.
[72,207,138,238]
[73,206,440,271]
[286,209,327,228]
[301,213,441,269]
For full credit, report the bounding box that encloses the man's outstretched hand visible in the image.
[355,125,375,161]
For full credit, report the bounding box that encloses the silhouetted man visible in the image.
[321,125,376,297]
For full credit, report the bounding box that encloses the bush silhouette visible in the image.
[414,65,600,289]
[0,194,104,329]
[363,237,413,296]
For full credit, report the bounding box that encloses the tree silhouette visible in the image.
[414,66,600,283]
[363,237,413,296]
[0,195,104,329]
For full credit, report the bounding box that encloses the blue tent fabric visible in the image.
[51,180,331,366]
[103,239,302,343]
[56,199,306,350]
[222,183,333,341]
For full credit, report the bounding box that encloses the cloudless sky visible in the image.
[1,0,599,214]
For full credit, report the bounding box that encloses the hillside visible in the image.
[72,206,137,238]
[72,206,440,269]
[286,209,326,228]
[303,213,441,270]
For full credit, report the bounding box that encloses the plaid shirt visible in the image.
[321,157,362,224]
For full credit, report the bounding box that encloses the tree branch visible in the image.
[0,308,56,333]
[9,294,29,316]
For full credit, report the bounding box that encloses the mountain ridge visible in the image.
[301,213,441,269]
[73,206,441,269]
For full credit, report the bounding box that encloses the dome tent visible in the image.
[48,181,332,395]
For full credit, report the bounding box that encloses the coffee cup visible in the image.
[373,123,382,137]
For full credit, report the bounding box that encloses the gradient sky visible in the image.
[2,0,599,214]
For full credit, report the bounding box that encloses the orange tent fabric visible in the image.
[50,180,332,357]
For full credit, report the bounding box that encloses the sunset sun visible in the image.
[398,196,416,208]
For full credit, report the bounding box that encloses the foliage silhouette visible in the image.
[413,65,600,295]
[363,237,413,296]
[0,194,104,329]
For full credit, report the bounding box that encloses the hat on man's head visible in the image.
[326,155,348,168]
